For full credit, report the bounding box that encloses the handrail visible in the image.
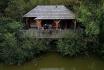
[18,28,81,38]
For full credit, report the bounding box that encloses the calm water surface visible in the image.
[0,53,104,70]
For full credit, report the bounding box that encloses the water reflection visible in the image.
[40,68,64,70]
[70,67,76,70]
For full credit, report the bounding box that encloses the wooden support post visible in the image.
[26,18,28,29]
[74,20,77,32]
[54,20,61,30]
[36,19,42,30]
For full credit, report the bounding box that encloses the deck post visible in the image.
[54,20,60,30]
[35,19,42,30]
[26,18,29,29]
[74,20,77,32]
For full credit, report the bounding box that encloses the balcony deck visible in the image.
[18,28,82,38]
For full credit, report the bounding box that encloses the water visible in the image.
[0,53,104,70]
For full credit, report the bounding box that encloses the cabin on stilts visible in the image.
[22,5,81,38]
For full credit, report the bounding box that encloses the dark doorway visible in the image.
[60,20,74,29]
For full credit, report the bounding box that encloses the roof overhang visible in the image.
[23,5,75,19]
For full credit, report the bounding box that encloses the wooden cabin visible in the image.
[22,5,80,38]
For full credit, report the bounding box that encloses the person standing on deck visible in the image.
[44,24,48,31]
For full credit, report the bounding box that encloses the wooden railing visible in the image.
[18,28,83,38]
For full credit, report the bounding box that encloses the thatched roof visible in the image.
[23,5,75,19]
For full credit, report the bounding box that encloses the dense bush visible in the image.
[57,32,87,56]
[14,38,48,65]
[74,0,102,57]
[57,31,99,56]
[0,37,48,65]
[0,33,17,64]
[97,45,104,58]
[0,17,48,65]
[97,1,104,59]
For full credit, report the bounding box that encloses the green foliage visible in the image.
[0,18,48,64]
[0,0,10,15]
[19,38,48,54]
[0,33,17,64]
[0,17,22,33]
[5,0,26,20]
[85,22,99,35]
[98,1,104,43]
[77,2,100,36]
[13,38,48,65]
[0,17,48,65]
[63,30,79,38]
[57,33,87,56]
[6,21,22,32]
[97,45,104,58]
[0,17,22,64]
[97,1,104,58]
[0,37,48,64]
